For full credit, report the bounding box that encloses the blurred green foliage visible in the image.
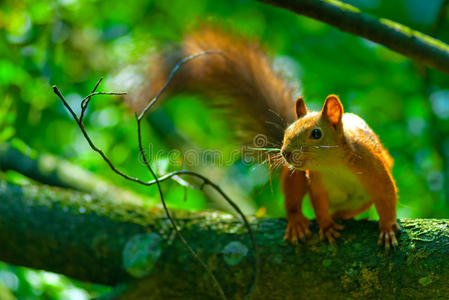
[1,0,449,298]
[0,262,109,299]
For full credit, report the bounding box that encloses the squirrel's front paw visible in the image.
[284,215,311,244]
[319,220,343,245]
[378,222,400,250]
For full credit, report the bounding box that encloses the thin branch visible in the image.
[258,0,449,74]
[53,48,261,298]
[53,75,260,298]
[80,77,103,121]
[134,48,261,297]
[53,86,149,186]
[138,50,225,120]
[85,91,127,98]
[135,115,227,300]
[53,85,228,300]
[143,170,261,295]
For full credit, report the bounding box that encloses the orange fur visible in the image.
[281,167,310,243]
[127,27,399,248]
[281,95,398,247]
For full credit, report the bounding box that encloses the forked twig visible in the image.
[137,50,260,297]
[135,115,227,299]
[53,86,149,186]
[53,51,260,299]
[138,50,224,120]
[53,84,228,300]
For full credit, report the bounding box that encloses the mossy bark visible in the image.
[1,180,449,299]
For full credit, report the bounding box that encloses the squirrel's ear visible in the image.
[295,97,307,118]
[322,95,343,127]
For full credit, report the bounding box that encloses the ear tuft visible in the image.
[322,95,343,127]
[294,97,307,119]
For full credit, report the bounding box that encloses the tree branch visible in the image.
[258,0,449,74]
[1,180,449,299]
[0,141,152,206]
[0,142,71,189]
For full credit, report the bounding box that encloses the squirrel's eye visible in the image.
[310,128,322,139]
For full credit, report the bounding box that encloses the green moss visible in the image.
[359,267,381,294]
[418,274,438,287]
[322,259,332,267]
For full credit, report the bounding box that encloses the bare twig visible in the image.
[80,77,103,121]
[79,77,127,122]
[147,171,260,264]
[53,49,261,299]
[135,115,227,300]
[54,85,228,300]
[53,87,150,186]
[138,50,224,120]
[134,49,260,297]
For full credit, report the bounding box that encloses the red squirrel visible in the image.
[126,26,399,248]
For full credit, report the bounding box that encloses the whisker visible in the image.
[248,147,281,152]
[268,158,274,194]
[267,156,277,166]
[268,109,287,125]
[271,161,281,169]
[311,145,340,148]
[264,136,283,148]
[270,152,283,158]
[270,156,286,169]
[265,121,285,131]
[259,153,278,166]
[270,153,283,159]
[259,158,269,166]
[267,141,282,148]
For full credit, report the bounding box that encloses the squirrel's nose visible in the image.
[281,150,292,162]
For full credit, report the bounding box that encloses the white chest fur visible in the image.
[320,165,371,214]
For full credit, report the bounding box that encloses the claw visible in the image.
[378,224,400,250]
[284,215,311,244]
[334,223,344,230]
[319,221,343,245]
[326,231,335,245]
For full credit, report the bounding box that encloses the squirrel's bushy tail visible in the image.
[126,26,297,148]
